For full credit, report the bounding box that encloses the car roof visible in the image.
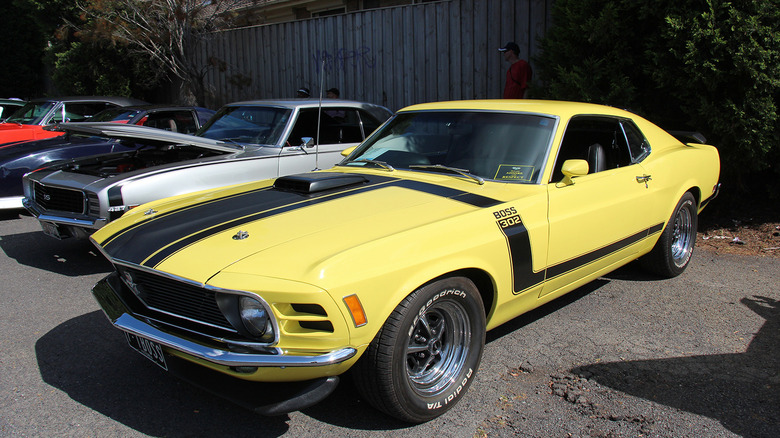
[99,104,213,112]
[399,99,637,120]
[28,96,148,106]
[224,98,387,110]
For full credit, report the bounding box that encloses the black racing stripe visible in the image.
[497,217,546,293]
[100,185,274,246]
[102,173,504,267]
[545,223,664,280]
[501,222,664,295]
[391,180,503,208]
[141,182,394,267]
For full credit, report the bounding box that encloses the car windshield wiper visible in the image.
[340,159,395,171]
[216,138,246,149]
[408,164,485,185]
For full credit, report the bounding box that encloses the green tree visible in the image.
[49,41,159,97]
[0,1,50,97]
[76,0,256,105]
[535,0,780,189]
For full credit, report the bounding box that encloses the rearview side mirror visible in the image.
[340,145,358,157]
[301,137,315,147]
[559,159,589,186]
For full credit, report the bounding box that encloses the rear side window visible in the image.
[49,102,116,123]
[288,108,374,145]
[143,110,199,134]
[622,121,651,162]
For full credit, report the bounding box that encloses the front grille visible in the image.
[33,182,86,213]
[123,267,233,331]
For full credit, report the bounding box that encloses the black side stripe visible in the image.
[499,221,664,295]
[101,175,503,267]
[545,223,664,280]
[497,218,546,292]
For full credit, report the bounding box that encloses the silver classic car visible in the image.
[23,99,391,239]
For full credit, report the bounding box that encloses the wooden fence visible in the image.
[195,0,554,110]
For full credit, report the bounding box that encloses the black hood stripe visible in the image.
[100,174,502,267]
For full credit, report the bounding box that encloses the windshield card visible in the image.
[494,165,534,182]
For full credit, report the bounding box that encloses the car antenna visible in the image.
[313,59,325,170]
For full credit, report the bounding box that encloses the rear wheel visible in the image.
[352,276,486,423]
[641,192,698,277]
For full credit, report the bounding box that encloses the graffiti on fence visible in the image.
[312,47,376,74]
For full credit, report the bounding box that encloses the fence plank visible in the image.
[196,0,552,109]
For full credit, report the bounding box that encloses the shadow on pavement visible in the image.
[0,230,111,276]
[36,311,408,435]
[486,278,609,344]
[573,296,780,438]
[36,311,291,437]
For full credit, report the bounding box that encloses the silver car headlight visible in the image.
[239,296,274,341]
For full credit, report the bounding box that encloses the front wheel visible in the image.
[352,276,486,423]
[641,192,698,277]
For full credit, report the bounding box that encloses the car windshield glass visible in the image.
[197,106,292,146]
[90,108,142,123]
[5,101,57,125]
[343,111,556,184]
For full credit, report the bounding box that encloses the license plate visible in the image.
[40,221,63,239]
[125,332,168,370]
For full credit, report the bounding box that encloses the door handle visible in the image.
[636,174,652,188]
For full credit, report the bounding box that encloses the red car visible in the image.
[0,96,147,145]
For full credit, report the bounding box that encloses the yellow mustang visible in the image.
[90,100,720,422]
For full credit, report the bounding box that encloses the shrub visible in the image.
[535,0,780,190]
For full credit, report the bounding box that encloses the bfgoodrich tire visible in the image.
[352,276,486,423]
[641,192,698,278]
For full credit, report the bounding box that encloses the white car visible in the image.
[23,99,391,239]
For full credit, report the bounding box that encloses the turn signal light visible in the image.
[343,294,367,327]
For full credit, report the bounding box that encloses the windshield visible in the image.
[343,111,556,183]
[5,101,57,125]
[90,108,142,123]
[197,105,292,146]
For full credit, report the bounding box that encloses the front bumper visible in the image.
[0,196,24,210]
[92,275,358,368]
[23,196,107,238]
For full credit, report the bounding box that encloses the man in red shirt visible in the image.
[499,42,532,99]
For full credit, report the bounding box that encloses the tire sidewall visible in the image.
[664,193,698,276]
[391,277,485,421]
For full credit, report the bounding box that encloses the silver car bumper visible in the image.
[92,274,357,368]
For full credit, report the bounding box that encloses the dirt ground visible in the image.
[698,212,780,258]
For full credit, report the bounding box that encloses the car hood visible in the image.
[0,136,111,160]
[92,170,513,286]
[50,122,241,153]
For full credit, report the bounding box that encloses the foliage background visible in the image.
[534,0,780,202]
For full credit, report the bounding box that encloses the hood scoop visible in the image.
[274,172,368,194]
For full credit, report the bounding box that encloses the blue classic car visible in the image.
[0,106,215,209]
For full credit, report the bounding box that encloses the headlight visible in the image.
[239,296,273,341]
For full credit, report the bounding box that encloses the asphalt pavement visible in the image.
[1,211,777,437]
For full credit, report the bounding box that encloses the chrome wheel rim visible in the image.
[671,202,694,267]
[406,300,471,396]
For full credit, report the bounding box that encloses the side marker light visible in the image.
[343,294,367,327]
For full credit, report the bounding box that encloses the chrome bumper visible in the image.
[0,196,24,210]
[92,275,357,368]
[23,197,106,227]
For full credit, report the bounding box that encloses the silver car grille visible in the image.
[121,267,233,331]
[33,182,86,214]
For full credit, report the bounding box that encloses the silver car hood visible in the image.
[49,122,241,153]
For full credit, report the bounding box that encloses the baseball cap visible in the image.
[498,42,520,54]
